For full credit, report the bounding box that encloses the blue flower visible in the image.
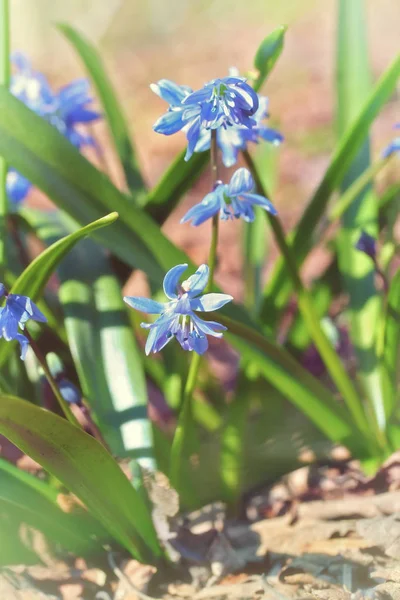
[383,123,400,158]
[355,231,376,260]
[195,95,283,167]
[151,75,259,161]
[181,168,277,225]
[0,286,47,360]
[124,264,232,355]
[8,54,101,205]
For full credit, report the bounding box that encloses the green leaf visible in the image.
[0,212,118,366]
[380,270,400,421]
[261,54,400,323]
[0,395,161,561]
[0,458,109,564]
[29,209,155,467]
[253,25,287,92]
[336,0,383,431]
[144,150,209,224]
[58,23,145,195]
[214,313,370,458]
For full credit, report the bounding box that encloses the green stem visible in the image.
[243,150,380,447]
[0,0,10,282]
[25,330,80,427]
[170,130,220,490]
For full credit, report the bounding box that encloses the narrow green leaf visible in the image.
[0,458,109,561]
[0,212,118,366]
[144,150,208,223]
[380,271,400,420]
[58,23,145,195]
[261,54,400,323]
[214,313,370,458]
[336,0,383,430]
[253,26,287,92]
[0,395,161,561]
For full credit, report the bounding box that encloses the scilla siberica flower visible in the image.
[181,167,277,225]
[151,75,259,161]
[382,123,400,158]
[0,284,47,360]
[124,264,232,355]
[8,53,100,205]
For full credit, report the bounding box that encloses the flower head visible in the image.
[8,53,100,205]
[181,168,277,226]
[0,286,47,359]
[382,123,400,158]
[151,75,259,161]
[355,231,376,260]
[124,264,232,355]
[195,95,283,167]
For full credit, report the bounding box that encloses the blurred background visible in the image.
[9,0,399,299]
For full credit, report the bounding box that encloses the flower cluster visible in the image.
[8,53,101,205]
[0,284,47,360]
[124,264,232,355]
[181,167,276,225]
[151,70,282,163]
[123,70,282,355]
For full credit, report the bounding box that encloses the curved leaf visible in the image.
[58,23,145,195]
[253,25,287,92]
[0,395,161,561]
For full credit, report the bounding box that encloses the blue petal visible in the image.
[6,295,47,326]
[15,333,29,360]
[191,293,233,312]
[192,332,208,355]
[241,192,277,215]
[66,106,101,125]
[59,379,82,404]
[153,110,185,135]
[163,264,188,299]
[383,139,400,158]
[182,264,209,298]
[150,79,191,106]
[182,86,213,105]
[228,168,254,196]
[7,170,32,204]
[180,201,219,226]
[146,317,175,354]
[124,296,165,314]
[0,283,5,299]
[185,117,202,161]
[192,314,226,337]
[259,127,284,145]
[145,326,158,355]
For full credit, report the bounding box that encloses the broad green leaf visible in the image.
[0,395,161,561]
[253,26,287,92]
[0,458,108,564]
[58,23,145,195]
[261,54,400,323]
[28,208,155,467]
[336,0,382,430]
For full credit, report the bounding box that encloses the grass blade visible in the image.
[58,23,145,195]
[336,0,383,430]
[0,0,9,281]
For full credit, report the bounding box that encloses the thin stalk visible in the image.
[244,150,381,447]
[25,330,80,427]
[170,130,220,490]
[0,0,10,282]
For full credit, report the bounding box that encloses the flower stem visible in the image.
[25,330,80,427]
[0,0,10,282]
[170,129,220,491]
